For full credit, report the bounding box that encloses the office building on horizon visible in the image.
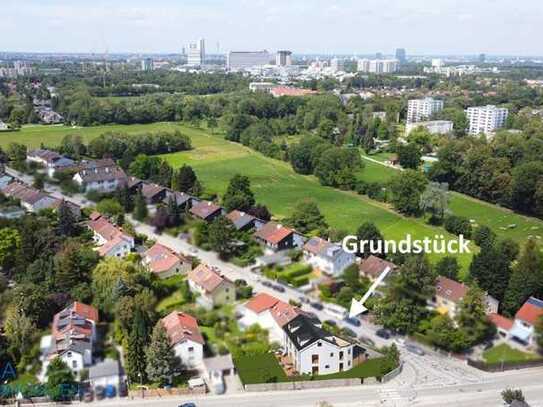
[395,48,406,64]
[276,50,292,66]
[187,38,205,66]
[357,58,399,74]
[227,50,270,70]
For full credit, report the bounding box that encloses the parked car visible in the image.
[376,328,392,339]
[358,335,375,346]
[344,317,361,327]
[178,403,196,407]
[310,302,324,310]
[299,296,310,304]
[324,319,337,327]
[342,327,357,338]
[83,392,93,402]
[272,284,285,293]
[405,344,425,356]
[104,385,116,398]
[394,337,406,347]
[94,386,105,401]
[210,370,225,395]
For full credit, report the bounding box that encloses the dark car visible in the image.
[310,302,324,310]
[376,328,392,339]
[94,386,105,401]
[324,319,337,327]
[405,344,425,356]
[299,296,311,304]
[344,317,361,327]
[358,335,375,346]
[261,280,273,288]
[272,284,285,293]
[178,403,196,407]
[342,327,357,338]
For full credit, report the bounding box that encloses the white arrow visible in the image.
[349,266,392,318]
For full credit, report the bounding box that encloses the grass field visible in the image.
[360,154,543,244]
[483,344,541,364]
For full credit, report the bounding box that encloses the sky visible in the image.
[1,0,542,56]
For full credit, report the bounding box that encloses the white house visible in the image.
[87,212,134,258]
[73,159,127,193]
[508,297,543,347]
[27,149,76,177]
[283,314,354,375]
[89,359,126,393]
[303,237,355,277]
[1,182,61,213]
[162,311,205,368]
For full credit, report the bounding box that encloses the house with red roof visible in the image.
[87,212,134,258]
[238,293,303,342]
[254,222,294,252]
[508,297,543,347]
[161,311,204,368]
[187,264,235,309]
[430,276,499,319]
[43,302,99,378]
[142,242,191,279]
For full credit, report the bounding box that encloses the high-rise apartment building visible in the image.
[395,48,406,64]
[141,58,153,71]
[407,97,444,124]
[357,59,399,74]
[187,38,205,66]
[330,57,344,72]
[466,105,508,135]
[226,51,270,70]
[276,50,292,66]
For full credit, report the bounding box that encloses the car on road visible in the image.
[342,327,357,338]
[272,284,285,293]
[376,328,392,339]
[189,247,198,254]
[261,280,273,288]
[178,403,196,407]
[405,344,425,356]
[394,337,406,347]
[299,296,310,304]
[344,317,361,327]
[310,302,324,310]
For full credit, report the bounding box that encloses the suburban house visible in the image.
[226,210,258,231]
[0,120,8,130]
[140,182,168,204]
[430,276,499,319]
[164,190,194,210]
[254,222,295,252]
[238,293,303,343]
[127,176,144,193]
[142,242,191,279]
[26,149,75,177]
[88,359,126,394]
[45,302,99,377]
[187,264,235,309]
[1,182,61,213]
[358,255,397,282]
[87,212,134,258]
[302,237,355,277]
[189,200,223,222]
[73,159,127,193]
[491,297,543,348]
[282,314,354,376]
[162,311,205,368]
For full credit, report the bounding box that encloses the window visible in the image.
[188,347,194,352]
[325,365,330,369]
[312,355,319,364]
[317,342,322,347]
[67,352,72,358]
[72,360,77,369]
[330,353,334,357]
[339,351,344,360]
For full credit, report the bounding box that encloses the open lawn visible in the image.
[360,154,543,245]
[483,343,541,364]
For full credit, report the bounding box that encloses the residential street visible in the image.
[6,166,541,406]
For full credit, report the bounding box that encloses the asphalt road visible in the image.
[7,167,543,406]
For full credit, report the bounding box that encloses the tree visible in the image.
[469,242,512,303]
[314,147,362,189]
[125,309,151,384]
[472,225,496,248]
[0,227,21,271]
[287,199,328,234]
[207,117,218,134]
[247,204,271,221]
[511,161,543,215]
[146,322,176,386]
[4,307,35,364]
[133,190,148,221]
[503,238,543,315]
[536,316,543,350]
[456,284,493,346]
[46,358,76,401]
[397,143,422,169]
[33,173,46,190]
[55,241,99,295]
[57,202,79,236]
[171,165,199,194]
[434,256,460,280]
[355,222,384,258]
[426,314,468,352]
[96,198,124,219]
[208,217,237,259]
[501,388,525,405]
[222,174,255,212]
[389,170,428,216]
[419,182,449,222]
[151,206,170,233]
[375,255,435,334]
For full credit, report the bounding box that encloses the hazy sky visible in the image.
[2,0,542,55]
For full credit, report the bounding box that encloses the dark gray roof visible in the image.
[283,314,352,351]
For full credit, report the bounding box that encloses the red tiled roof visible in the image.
[270,301,301,327]
[244,293,281,313]
[515,297,543,326]
[89,216,122,241]
[359,255,397,279]
[270,86,317,97]
[162,311,204,346]
[144,243,183,274]
[435,276,469,304]
[254,222,293,245]
[141,182,166,200]
[72,302,99,322]
[489,313,514,331]
[188,264,229,293]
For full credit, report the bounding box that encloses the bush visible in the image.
[444,215,472,238]
[292,276,310,287]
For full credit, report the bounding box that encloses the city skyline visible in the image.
[2,0,542,56]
